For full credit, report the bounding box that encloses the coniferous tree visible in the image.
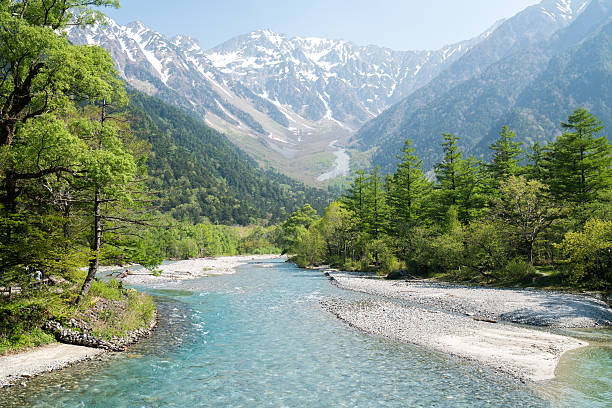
[488,126,523,183]
[526,142,547,182]
[545,109,611,217]
[388,139,430,235]
[364,166,388,239]
[455,157,487,222]
[435,133,462,208]
[341,170,368,231]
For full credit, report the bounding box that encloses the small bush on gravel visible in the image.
[498,259,537,285]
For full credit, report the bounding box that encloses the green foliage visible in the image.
[387,139,431,233]
[90,279,123,301]
[557,219,612,289]
[435,133,462,209]
[291,109,611,290]
[498,259,537,285]
[462,220,510,280]
[341,170,368,231]
[488,126,523,182]
[294,222,325,268]
[364,166,388,238]
[127,92,331,226]
[492,176,562,263]
[433,134,487,222]
[276,204,318,254]
[544,108,611,219]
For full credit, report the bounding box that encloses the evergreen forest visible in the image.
[281,109,611,290]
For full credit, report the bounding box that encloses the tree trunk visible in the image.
[78,101,108,304]
[78,185,101,304]
[528,240,534,265]
[2,172,19,245]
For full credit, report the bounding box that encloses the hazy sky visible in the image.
[103,0,541,51]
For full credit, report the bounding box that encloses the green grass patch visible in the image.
[0,327,55,355]
[81,286,156,341]
[1,273,156,353]
[90,279,123,301]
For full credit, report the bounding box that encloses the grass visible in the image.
[0,272,156,353]
[0,291,66,355]
[80,280,156,341]
[0,327,55,355]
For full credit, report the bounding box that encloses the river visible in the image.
[317,140,350,181]
[1,258,610,407]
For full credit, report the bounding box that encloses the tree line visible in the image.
[0,1,319,303]
[281,108,611,289]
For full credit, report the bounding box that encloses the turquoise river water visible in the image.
[1,258,610,407]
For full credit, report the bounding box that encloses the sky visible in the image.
[103,0,542,51]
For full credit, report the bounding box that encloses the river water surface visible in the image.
[1,259,610,407]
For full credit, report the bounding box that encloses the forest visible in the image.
[0,1,283,351]
[281,109,611,290]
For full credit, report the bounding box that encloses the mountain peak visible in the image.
[171,34,201,51]
[125,20,148,32]
[538,0,590,20]
[248,29,286,47]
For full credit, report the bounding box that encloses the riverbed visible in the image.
[1,259,610,407]
[317,140,350,181]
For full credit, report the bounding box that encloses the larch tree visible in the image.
[364,166,388,239]
[341,169,368,232]
[545,108,611,218]
[387,139,430,235]
[488,126,523,183]
[435,133,462,208]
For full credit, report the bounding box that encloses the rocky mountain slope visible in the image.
[65,18,492,183]
[352,0,611,171]
[67,0,606,180]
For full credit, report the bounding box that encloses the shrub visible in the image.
[378,250,401,277]
[499,259,537,285]
[557,219,612,289]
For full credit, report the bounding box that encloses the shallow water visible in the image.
[1,259,610,407]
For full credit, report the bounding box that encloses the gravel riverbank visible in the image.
[329,272,612,328]
[0,344,105,387]
[121,255,285,286]
[322,271,611,382]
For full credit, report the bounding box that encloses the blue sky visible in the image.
[104,0,541,51]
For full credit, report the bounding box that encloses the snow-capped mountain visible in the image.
[206,29,489,126]
[352,0,599,173]
[65,0,592,183]
[539,0,590,21]
[66,19,271,137]
[65,17,492,181]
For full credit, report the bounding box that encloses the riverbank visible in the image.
[323,271,612,382]
[120,254,285,286]
[0,344,105,387]
[0,255,281,387]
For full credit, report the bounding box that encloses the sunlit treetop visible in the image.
[1,0,119,29]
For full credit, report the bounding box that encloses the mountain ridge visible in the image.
[351,0,606,172]
[65,17,494,183]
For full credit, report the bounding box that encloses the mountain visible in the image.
[351,0,611,171]
[126,91,332,225]
[66,19,492,183]
[206,29,490,127]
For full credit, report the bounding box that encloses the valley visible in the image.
[1,1,611,407]
[66,17,493,184]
